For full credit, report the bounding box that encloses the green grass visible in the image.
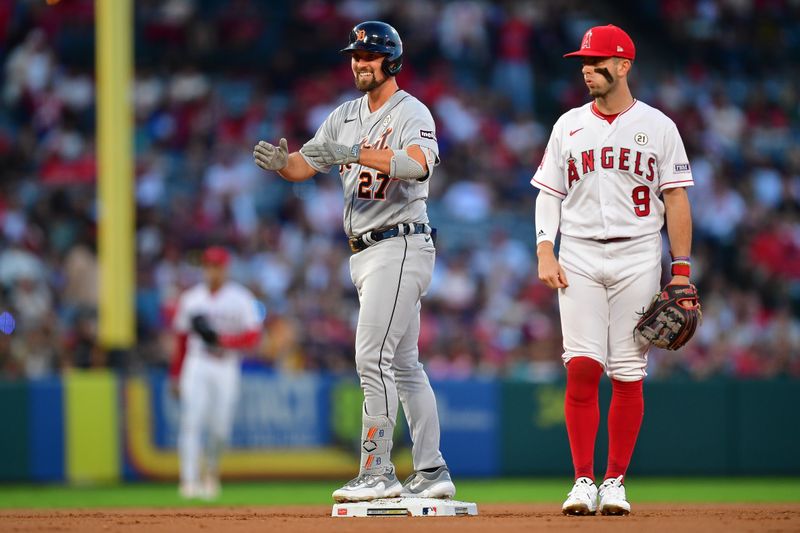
[1,478,798,509]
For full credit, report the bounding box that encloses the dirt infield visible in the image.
[3,504,799,532]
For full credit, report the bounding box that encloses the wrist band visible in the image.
[671,262,690,277]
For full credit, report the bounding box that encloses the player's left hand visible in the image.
[301,140,360,166]
[669,275,690,286]
[635,283,702,350]
[190,314,219,346]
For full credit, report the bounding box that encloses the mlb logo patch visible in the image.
[674,163,691,173]
[420,130,436,140]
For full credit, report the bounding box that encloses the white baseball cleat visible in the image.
[562,477,598,515]
[400,466,456,499]
[178,482,203,500]
[332,468,403,503]
[598,475,631,515]
[201,474,221,501]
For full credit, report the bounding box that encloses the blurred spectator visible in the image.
[11,325,59,379]
[62,238,98,314]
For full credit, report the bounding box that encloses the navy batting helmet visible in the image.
[340,21,403,77]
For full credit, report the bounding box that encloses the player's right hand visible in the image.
[537,248,569,289]
[169,379,180,400]
[253,138,289,171]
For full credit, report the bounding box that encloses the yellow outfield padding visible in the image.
[124,378,412,479]
[65,370,120,484]
[96,0,134,348]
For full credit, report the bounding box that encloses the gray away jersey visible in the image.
[300,90,440,237]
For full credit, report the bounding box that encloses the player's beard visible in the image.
[355,70,386,92]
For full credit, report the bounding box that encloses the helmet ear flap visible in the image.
[382,57,402,77]
[381,58,392,77]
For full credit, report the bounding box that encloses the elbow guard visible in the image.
[389,150,428,181]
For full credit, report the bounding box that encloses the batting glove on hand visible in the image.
[253,138,289,171]
[300,140,360,167]
[190,314,219,346]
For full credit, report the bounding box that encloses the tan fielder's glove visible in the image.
[253,138,289,171]
[635,283,702,350]
[300,140,360,167]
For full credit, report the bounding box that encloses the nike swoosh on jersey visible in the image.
[569,128,584,136]
[344,117,357,123]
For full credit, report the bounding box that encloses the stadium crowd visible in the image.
[0,0,798,382]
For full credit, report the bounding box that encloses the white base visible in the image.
[332,497,478,517]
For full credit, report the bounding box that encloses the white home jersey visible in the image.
[531,99,693,239]
[174,281,260,358]
[301,90,440,237]
[174,279,259,494]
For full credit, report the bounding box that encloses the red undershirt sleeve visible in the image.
[219,329,261,350]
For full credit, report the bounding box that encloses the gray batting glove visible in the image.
[300,140,360,167]
[253,138,289,171]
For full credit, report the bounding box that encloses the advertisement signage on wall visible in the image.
[149,370,332,449]
[2,370,799,483]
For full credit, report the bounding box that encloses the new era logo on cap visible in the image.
[564,24,636,60]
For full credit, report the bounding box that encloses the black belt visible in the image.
[593,237,632,244]
[349,223,434,253]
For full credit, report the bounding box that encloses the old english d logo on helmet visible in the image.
[356,29,366,41]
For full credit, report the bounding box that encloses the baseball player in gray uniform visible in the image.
[253,21,455,503]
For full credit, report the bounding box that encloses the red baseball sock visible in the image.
[605,378,644,481]
[564,357,604,481]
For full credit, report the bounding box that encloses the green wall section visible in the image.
[501,382,571,475]
[632,380,734,475]
[0,380,30,480]
[64,370,120,483]
[736,380,800,473]
[500,379,800,476]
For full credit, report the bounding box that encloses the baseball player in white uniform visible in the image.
[532,25,694,516]
[170,246,262,499]
[252,21,455,503]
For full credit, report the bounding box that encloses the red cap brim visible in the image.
[564,49,611,58]
[563,49,634,59]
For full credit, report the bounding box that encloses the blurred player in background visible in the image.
[253,21,455,503]
[169,246,262,499]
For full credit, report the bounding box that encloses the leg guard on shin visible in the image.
[360,412,395,474]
